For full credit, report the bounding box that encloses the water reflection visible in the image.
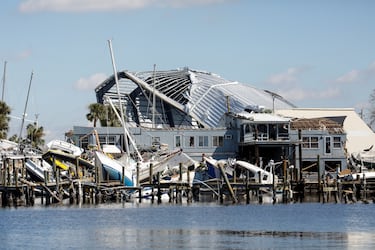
[2,203,375,249]
[91,228,373,249]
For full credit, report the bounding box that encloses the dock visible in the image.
[1,152,375,207]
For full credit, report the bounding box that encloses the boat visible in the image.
[137,149,198,185]
[95,150,135,186]
[25,157,55,183]
[235,160,277,185]
[0,139,18,154]
[349,146,375,171]
[46,139,84,157]
[201,156,277,184]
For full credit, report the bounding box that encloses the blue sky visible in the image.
[1,0,375,142]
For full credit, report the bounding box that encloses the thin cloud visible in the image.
[3,49,33,61]
[264,66,340,104]
[19,0,231,13]
[335,69,360,84]
[74,73,107,91]
[265,67,309,88]
[278,87,340,103]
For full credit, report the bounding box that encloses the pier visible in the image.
[0,153,194,207]
[1,152,375,207]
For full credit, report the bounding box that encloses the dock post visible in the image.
[258,171,263,204]
[218,162,237,203]
[282,159,288,203]
[187,167,192,203]
[1,158,5,186]
[149,163,154,203]
[41,187,44,205]
[137,162,141,203]
[317,155,321,203]
[157,172,161,204]
[298,129,303,181]
[44,171,50,205]
[246,171,250,204]
[6,158,11,187]
[122,166,125,186]
[21,158,25,180]
[149,163,153,184]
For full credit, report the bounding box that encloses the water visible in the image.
[1,202,375,249]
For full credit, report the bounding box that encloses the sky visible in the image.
[1,0,375,143]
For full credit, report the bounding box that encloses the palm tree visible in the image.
[0,101,11,139]
[102,105,121,127]
[26,122,45,147]
[86,103,106,127]
[370,89,375,128]
[8,134,19,142]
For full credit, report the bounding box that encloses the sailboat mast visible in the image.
[19,71,33,140]
[152,64,156,129]
[107,40,130,156]
[1,61,7,102]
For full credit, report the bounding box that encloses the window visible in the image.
[333,137,341,148]
[198,136,209,147]
[257,124,268,140]
[302,137,309,148]
[325,137,331,154]
[213,136,224,147]
[175,135,181,147]
[277,123,289,140]
[311,137,319,148]
[302,136,319,149]
[185,136,195,147]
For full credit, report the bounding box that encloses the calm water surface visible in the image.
[1,202,375,249]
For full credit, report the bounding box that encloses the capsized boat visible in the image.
[137,149,198,185]
[46,139,84,157]
[25,157,55,183]
[95,150,135,186]
[349,146,375,170]
[202,157,277,184]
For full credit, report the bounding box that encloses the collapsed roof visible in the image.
[291,118,345,134]
[95,67,296,128]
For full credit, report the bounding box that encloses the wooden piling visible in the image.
[246,171,250,204]
[137,162,141,203]
[121,166,125,185]
[218,162,237,203]
[157,172,161,204]
[317,155,321,203]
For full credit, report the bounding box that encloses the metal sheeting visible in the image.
[95,67,296,128]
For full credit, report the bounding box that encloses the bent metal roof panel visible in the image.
[95,67,296,128]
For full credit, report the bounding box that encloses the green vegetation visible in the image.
[0,101,11,139]
[86,103,121,127]
[370,89,375,129]
[26,122,45,148]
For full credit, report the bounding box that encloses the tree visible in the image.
[8,134,19,142]
[86,103,106,127]
[101,105,121,127]
[0,101,11,139]
[26,122,45,147]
